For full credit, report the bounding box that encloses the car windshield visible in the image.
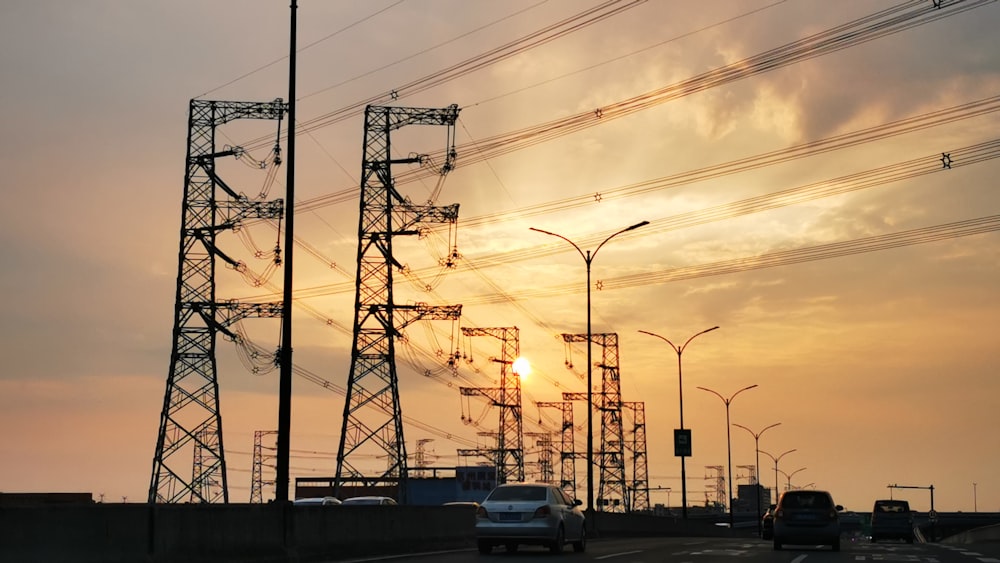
[782,492,832,509]
[487,486,548,502]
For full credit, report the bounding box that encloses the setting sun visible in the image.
[512,357,531,378]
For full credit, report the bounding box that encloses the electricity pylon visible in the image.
[706,465,726,507]
[458,327,525,484]
[525,431,555,484]
[536,401,577,494]
[623,401,649,511]
[250,430,278,503]
[413,438,435,478]
[335,104,461,504]
[149,99,286,504]
[562,332,629,512]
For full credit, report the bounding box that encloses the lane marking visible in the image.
[596,550,644,560]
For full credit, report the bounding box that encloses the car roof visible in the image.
[293,496,340,504]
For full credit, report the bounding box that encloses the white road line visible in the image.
[791,555,809,563]
[596,550,644,560]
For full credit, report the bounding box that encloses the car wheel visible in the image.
[549,525,565,554]
[477,540,492,555]
[572,525,586,553]
[773,538,782,550]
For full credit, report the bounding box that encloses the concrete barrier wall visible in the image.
[0,503,477,563]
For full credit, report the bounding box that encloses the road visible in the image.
[337,537,1000,563]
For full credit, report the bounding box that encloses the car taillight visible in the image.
[533,506,551,518]
[476,506,488,518]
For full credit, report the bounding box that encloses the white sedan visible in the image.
[475,483,586,554]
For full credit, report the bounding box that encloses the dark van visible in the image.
[871,499,914,543]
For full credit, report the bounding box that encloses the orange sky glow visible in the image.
[1,0,998,514]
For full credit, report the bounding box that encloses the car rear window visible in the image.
[488,486,548,502]
[874,500,910,513]
[781,492,832,509]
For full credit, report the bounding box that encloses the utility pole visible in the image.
[275,0,297,505]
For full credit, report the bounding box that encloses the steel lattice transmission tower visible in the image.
[706,465,726,507]
[562,332,629,513]
[623,401,649,512]
[524,431,555,484]
[536,401,577,494]
[149,99,287,504]
[250,430,278,504]
[458,326,525,485]
[335,104,462,503]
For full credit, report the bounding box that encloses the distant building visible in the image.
[0,492,94,507]
[735,484,771,514]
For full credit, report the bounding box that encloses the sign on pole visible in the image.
[674,429,692,457]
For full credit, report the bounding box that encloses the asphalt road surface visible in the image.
[336,537,1000,563]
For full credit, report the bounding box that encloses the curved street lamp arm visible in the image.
[696,386,725,403]
[774,448,798,463]
[759,422,782,436]
[591,220,649,261]
[681,325,720,351]
[638,330,679,353]
[780,467,807,480]
[529,227,587,263]
[733,421,781,439]
[759,448,796,464]
[730,384,759,402]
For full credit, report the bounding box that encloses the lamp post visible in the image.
[639,326,719,519]
[760,448,797,504]
[696,384,758,528]
[778,467,807,492]
[531,220,649,515]
[733,422,781,537]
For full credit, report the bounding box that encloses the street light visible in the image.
[531,220,649,514]
[778,467,807,492]
[732,422,781,537]
[639,326,719,519]
[760,448,797,505]
[697,384,758,528]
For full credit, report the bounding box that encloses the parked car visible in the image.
[772,489,843,551]
[870,499,914,543]
[475,483,586,554]
[340,496,397,506]
[292,496,341,506]
[761,504,776,540]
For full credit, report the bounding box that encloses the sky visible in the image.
[1,0,998,513]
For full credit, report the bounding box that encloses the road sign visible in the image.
[674,429,692,457]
